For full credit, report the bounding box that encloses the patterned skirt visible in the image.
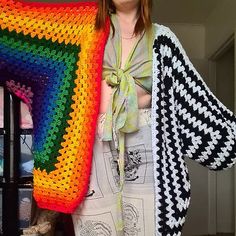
[71,108,155,236]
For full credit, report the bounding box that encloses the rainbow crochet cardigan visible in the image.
[1,1,236,235]
[0,0,109,213]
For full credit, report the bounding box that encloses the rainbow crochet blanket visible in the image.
[0,0,109,213]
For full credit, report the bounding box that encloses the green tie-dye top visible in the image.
[102,14,153,147]
[101,14,154,230]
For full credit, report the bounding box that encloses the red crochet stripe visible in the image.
[69,17,111,213]
[16,0,97,8]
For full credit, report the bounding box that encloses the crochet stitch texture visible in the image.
[1,1,236,235]
[151,23,236,235]
[0,0,109,213]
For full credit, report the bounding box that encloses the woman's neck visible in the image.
[115,7,139,36]
[116,9,139,25]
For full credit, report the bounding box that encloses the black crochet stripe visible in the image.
[163,75,188,194]
[153,39,169,233]
[153,37,191,235]
[163,75,190,216]
[161,35,236,170]
[153,27,236,235]
[155,33,236,170]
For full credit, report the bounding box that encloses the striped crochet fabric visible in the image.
[1,1,236,234]
[0,0,109,213]
[152,24,236,235]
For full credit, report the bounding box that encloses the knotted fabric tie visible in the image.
[102,67,139,148]
[102,66,141,231]
[100,13,154,231]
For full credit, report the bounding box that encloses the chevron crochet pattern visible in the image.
[151,24,236,235]
[0,0,109,213]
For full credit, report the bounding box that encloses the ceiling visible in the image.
[153,0,220,24]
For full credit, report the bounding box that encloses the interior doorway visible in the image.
[182,37,235,236]
[214,41,235,234]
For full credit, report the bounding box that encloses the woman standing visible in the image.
[72,0,236,235]
[19,0,236,235]
[72,0,156,235]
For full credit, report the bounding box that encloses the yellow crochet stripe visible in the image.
[0,0,109,213]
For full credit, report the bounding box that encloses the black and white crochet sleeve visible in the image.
[154,24,236,171]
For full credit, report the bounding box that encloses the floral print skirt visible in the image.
[72,108,155,236]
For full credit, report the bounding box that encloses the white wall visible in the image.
[206,3,236,233]
[215,45,235,233]
[154,23,206,60]
[205,0,236,58]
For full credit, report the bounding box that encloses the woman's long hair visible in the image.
[95,0,152,35]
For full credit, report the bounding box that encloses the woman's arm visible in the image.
[154,24,236,171]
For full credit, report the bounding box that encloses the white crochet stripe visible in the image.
[152,23,236,235]
[161,25,235,155]
[151,45,162,235]
[163,25,236,169]
[156,23,236,119]
[165,85,191,228]
[152,23,191,236]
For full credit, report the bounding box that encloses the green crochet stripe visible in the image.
[0,28,80,172]
[0,28,78,55]
[34,55,79,172]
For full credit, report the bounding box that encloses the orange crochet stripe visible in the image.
[0,0,109,213]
